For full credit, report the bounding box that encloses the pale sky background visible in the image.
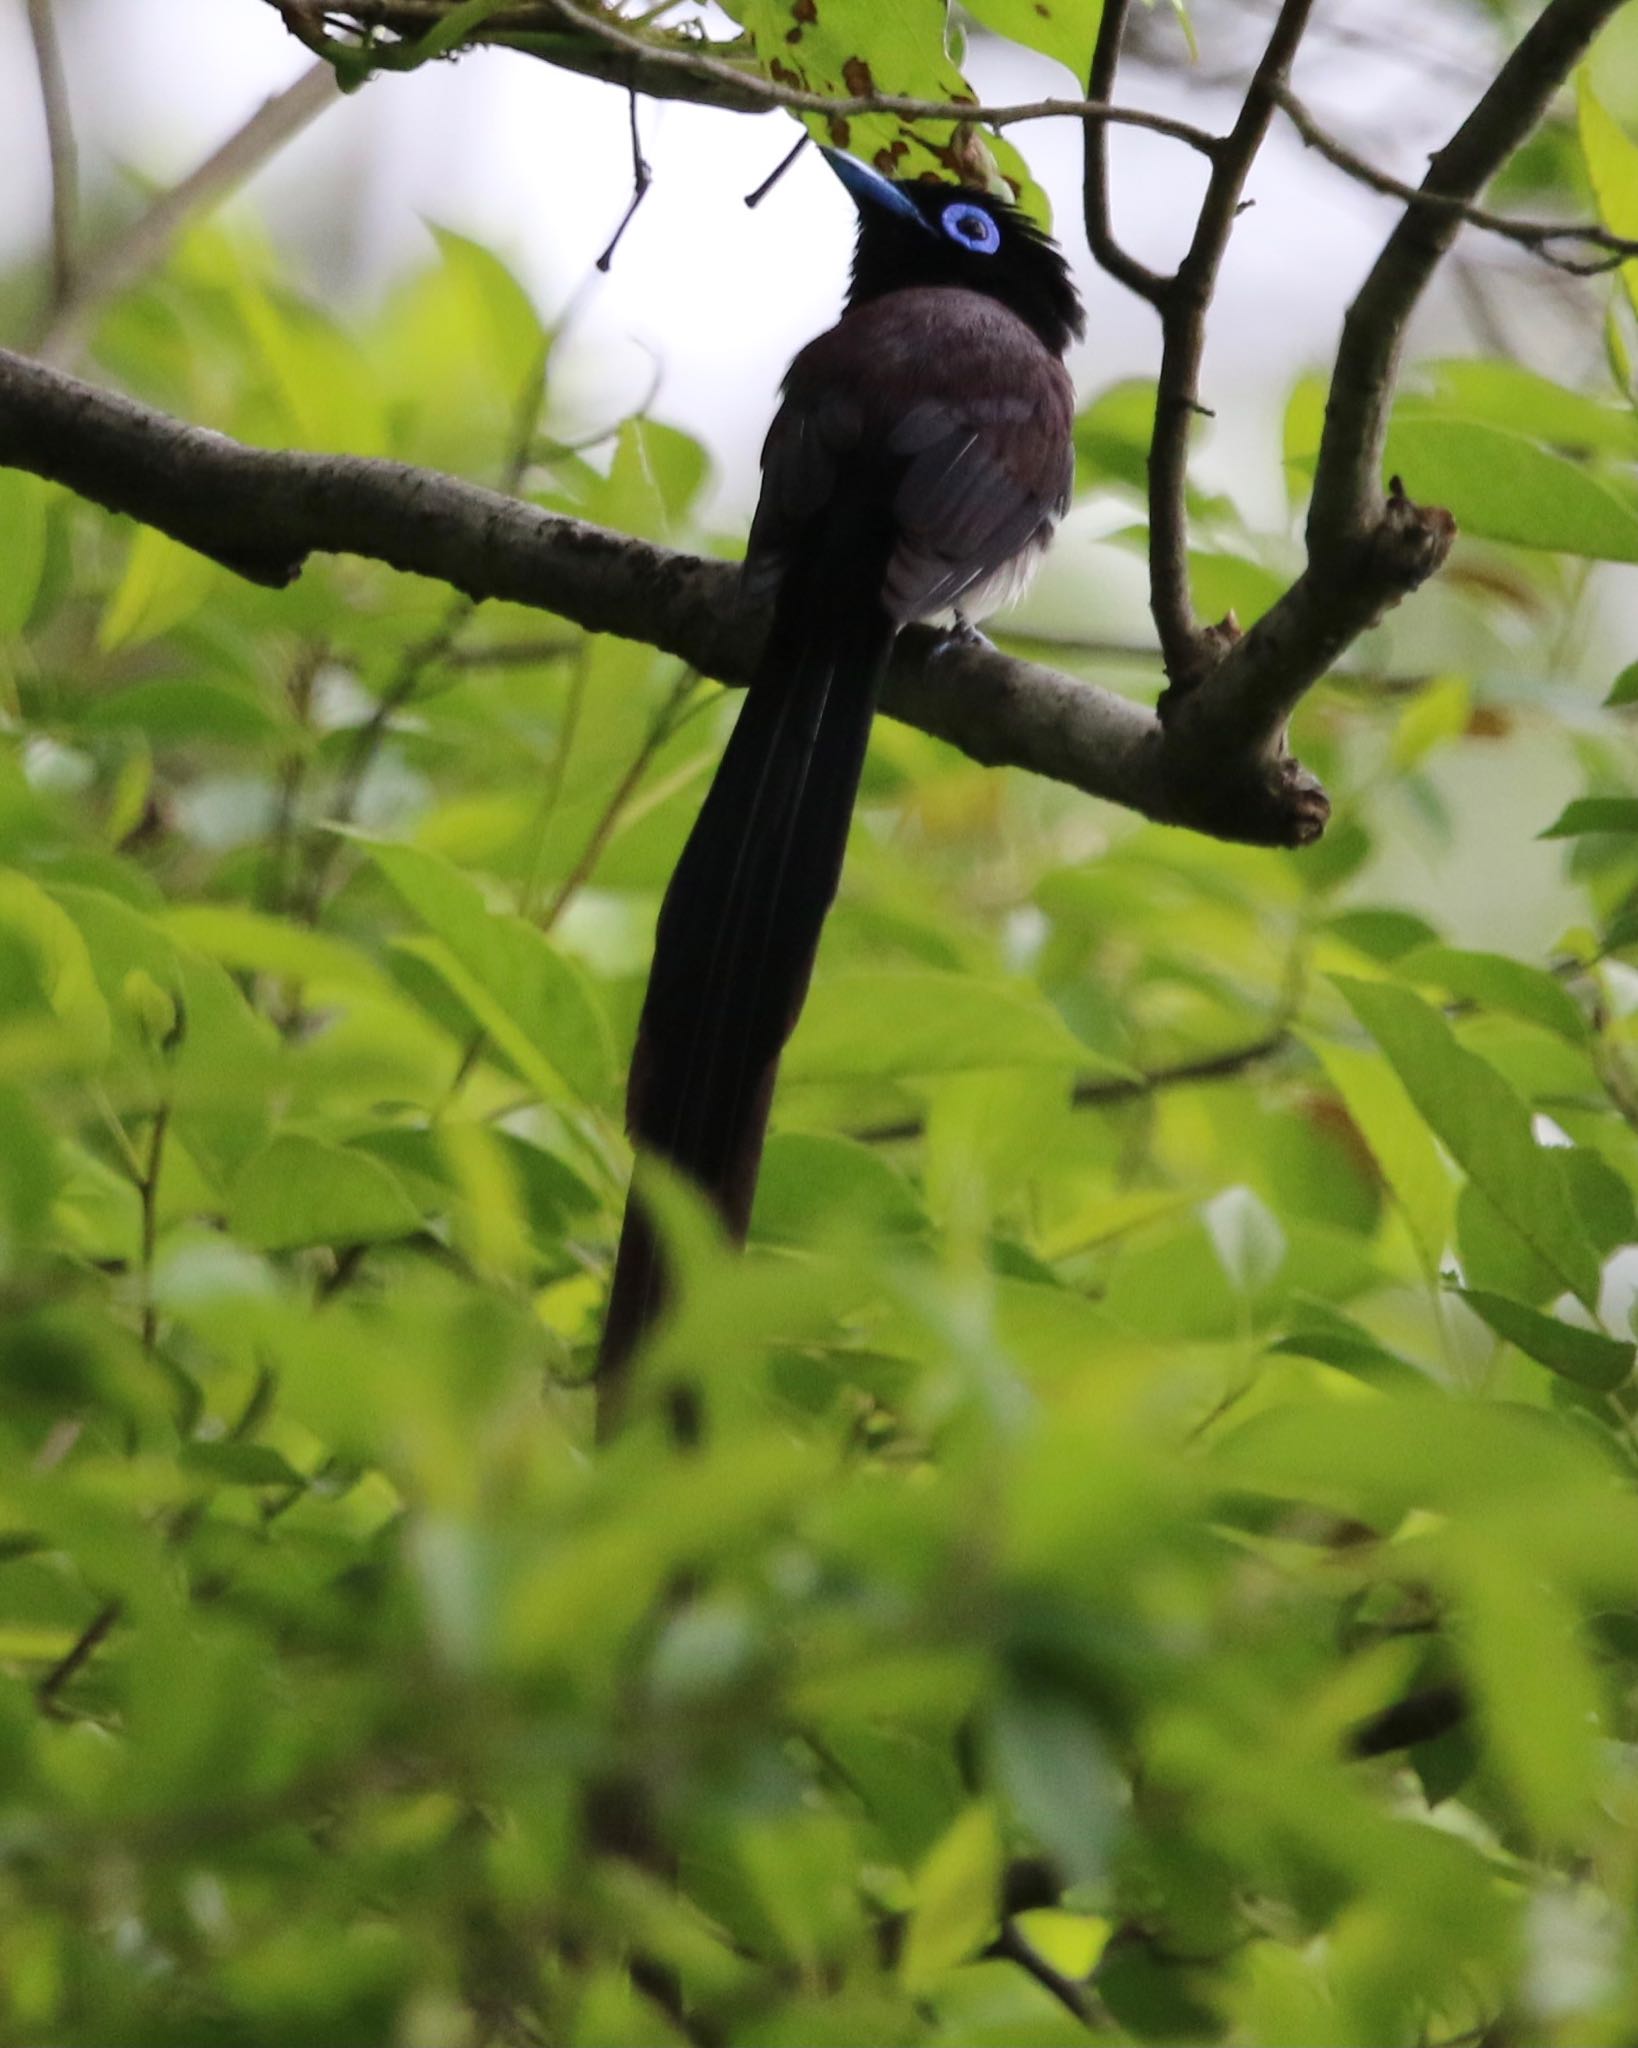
[0,0,1630,948]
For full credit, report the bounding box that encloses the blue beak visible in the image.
[819,147,932,231]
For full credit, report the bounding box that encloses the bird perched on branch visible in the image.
[597,149,1083,1425]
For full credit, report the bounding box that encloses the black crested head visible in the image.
[821,151,1084,359]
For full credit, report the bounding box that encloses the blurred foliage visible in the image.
[5,41,1638,2048]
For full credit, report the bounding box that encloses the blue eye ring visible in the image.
[941,201,1001,255]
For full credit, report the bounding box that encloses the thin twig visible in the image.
[542,0,1219,153]
[138,1101,170,1356]
[1305,0,1628,569]
[34,62,339,370]
[442,636,582,669]
[1275,85,1638,276]
[744,134,810,209]
[1117,2,1627,798]
[987,1920,1097,2028]
[300,338,550,920]
[439,668,706,1110]
[539,664,700,929]
[36,1599,120,1715]
[25,0,78,316]
[263,640,325,917]
[853,1028,1293,1145]
[595,86,653,272]
[301,592,478,920]
[1081,0,1167,305]
[275,0,1220,156]
[1238,0,1490,91]
[1149,0,1316,700]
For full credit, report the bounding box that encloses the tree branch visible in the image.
[1306,0,1624,568]
[2,5,1618,864]
[34,62,340,371]
[1149,0,1626,789]
[1275,86,1638,277]
[854,1028,1294,1146]
[0,345,1320,847]
[1081,0,1167,306]
[987,1919,1098,2029]
[1148,0,1316,697]
[25,0,78,316]
[1349,1682,1467,1759]
[266,0,1220,154]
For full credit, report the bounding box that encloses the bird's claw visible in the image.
[929,615,995,662]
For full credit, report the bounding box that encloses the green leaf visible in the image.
[1304,1031,1453,1274]
[230,1134,422,1251]
[1579,72,1638,320]
[1458,1180,1561,1308]
[1324,907,1441,963]
[1281,372,1327,499]
[99,526,221,651]
[719,0,1048,224]
[0,868,112,1071]
[784,970,1126,1083]
[164,904,387,998]
[750,1132,926,1244]
[0,1085,60,1259]
[79,678,284,748]
[374,229,547,473]
[180,1441,308,1487]
[225,263,389,457]
[1390,675,1471,772]
[963,0,1102,82]
[1186,550,1287,627]
[1605,659,1638,707]
[1397,944,1588,1043]
[1566,1145,1636,1257]
[424,226,548,397]
[898,1804,1003,1992]
[1334,977,1601,1311]
[992,1692,1121,1888]
[1410,360,1638,457]
[1074,379,1157,496]
[1268,1304,1430,1391]
[1540,796,1638,838]
[1382,415,1638,561]
[363,837,612,1106]
[1458,1288,1633,1391]
[1456,1540,1602,1841]
[585,419,710,544]
[0,471,50,638]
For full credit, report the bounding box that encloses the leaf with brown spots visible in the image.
[716,0,1050,222]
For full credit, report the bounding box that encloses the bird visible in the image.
[596,148,1083,1427]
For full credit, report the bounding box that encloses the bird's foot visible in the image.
[929,614,996,662]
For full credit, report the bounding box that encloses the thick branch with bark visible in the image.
[0,0,1625,860]
[0,345,1308,844]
